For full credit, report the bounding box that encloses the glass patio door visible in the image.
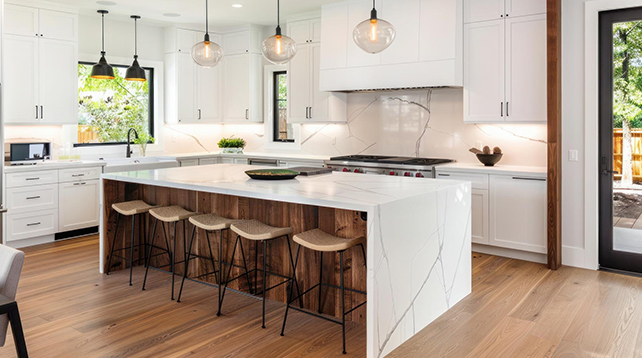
[599,7,642,273]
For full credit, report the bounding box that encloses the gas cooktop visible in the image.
[329,155,454,166]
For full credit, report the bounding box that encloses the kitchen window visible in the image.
[273,71,294,143]
[76,62,154,147]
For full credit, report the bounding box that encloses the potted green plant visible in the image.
[217,137,246,154]
[134,132,155,157]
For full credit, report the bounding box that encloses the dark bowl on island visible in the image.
[476,153,503,167]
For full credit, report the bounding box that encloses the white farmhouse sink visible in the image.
[102,157,180,173]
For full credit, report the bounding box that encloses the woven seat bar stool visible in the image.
[176,214,236,303]
[219,219,302,329]
[280,228,367,354]
[106,200,156,286]
[142,206,195,300]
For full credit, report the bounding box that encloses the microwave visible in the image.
[5,142,52,165]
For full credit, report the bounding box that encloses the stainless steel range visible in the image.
[324,155,455,178]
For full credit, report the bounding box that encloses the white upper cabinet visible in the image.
[4,36,39,123]
[380,0,420,65]
[505,15,547,122]
[177,28,199,53]
[223,28,261,55]
[38,39,78,124]
[287,18,322,44]
[3,4,78,125]
[505,0,546,18]
[198,64,221,122]
[176,53,197,123]
[288,44,311,121]
[464,20,504,123]
[4,5,39,37]
[464,0,545,23]
[222,53,263,123]
[464,0,504,23]
[320,0,462,91]
[39,9,78,41]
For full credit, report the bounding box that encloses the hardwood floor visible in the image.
[2,236,642,357]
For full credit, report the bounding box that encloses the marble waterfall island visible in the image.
[100,164,471,357]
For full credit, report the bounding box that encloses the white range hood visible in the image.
[319,0,463,92]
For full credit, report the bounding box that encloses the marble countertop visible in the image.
[101,164,467,212]
[4,160,106,173]
[437,162,547,177]
[156,151,330,162]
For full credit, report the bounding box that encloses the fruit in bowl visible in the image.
[469,146,503,167]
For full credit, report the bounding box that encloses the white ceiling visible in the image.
[45,0,344,27]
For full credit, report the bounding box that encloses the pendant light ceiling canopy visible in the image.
[91,10,115,80]
[262,0,297,64]
[125,15,146,82]
[192,0,224,68]
[353,0,396,54]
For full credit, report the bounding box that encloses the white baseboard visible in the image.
[5,235,55,249]
[472,244,547,264]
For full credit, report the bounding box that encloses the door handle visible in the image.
[602,169,614,176]
[0,206,7,214]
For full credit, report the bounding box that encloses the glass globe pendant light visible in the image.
[191,0,224,68]
[261,0,296,64]
[353,0,396,54]
[91,10,115,79]
[125,15,146,82]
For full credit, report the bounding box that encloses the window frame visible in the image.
[74,61,155,147]
[272,71,293,143]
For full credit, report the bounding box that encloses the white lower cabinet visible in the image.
[6,209,58,242]
[489,174,547,253]
[6,184,58,215]
[180,159,199,167]
[471,189,489,245]
[58,180,100,232]
[198,158,220,166]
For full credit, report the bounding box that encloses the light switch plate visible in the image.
[569,150,579,162]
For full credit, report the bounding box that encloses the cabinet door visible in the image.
[463,20,505,123]
[346,1,381,68]
[320,5,348,70]
[287,44,311,123]
[197,65,221,122]
[380,0,420,65]
[59,180,100,232]
[4,35,39,124]
[471,189,489,244]
[39,9,77,41]
[287,20,311,44]
[177,29,198,53]
[489,175,547,253]
[310,44,346,122]
[223,55,251,121]
[180,159,199,167]
[505,15,547,122]
[199,158,220,165]
[420,0,459,62]
[506,0,546,18]
[224,31,251,55]
[310,18,323,43]
[464,0,504,23]
[177,53,197,123]
[4,5,39,37]
[39,39,78,124]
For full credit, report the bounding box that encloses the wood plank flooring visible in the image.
[3,236,642,357]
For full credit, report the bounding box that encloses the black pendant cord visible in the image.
[101,12,105,54]
[134,17,138,57]
[275,0,282,35]
[371,0,377,19]
[204,0,210,41]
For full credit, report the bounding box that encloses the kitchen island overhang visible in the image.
[100,164,471,358]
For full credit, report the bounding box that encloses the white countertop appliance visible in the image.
[324,155,455,178]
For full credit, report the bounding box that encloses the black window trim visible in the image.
[74,61,155,147]
[273,71,294,143]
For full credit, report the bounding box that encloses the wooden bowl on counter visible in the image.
[476,153,503,167]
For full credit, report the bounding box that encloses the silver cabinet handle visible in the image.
[438,173,451,177]
[27,222,41,227]
[73,182,87,186]
[35,105,39,119]
[71,174,85,177]
[26,196,40,200]
[0,207,8,214]
[506,102,509,117]
[500,102,503,117]
[198,109,202,120]
[40,105,43,119]
[25,177,40,181]
[309,107,312,119]
[305,107,309,119]
[512,177,546,182]
[246,109,249,120]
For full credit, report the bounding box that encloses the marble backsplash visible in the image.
[164,88,547,166]
[5,88,547,167]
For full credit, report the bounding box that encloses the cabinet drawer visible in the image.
[6,209,58,242]
[435,171,489,190]
[6,184,58,214]
[6,170,59,188]
[199,158,219,166]
[59,166,101,183]
[180,159,199,167]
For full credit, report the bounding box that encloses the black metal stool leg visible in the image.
[7,302,28,358]
[171,221,177,300]
[318,251,324,313]
[177,224,197,303]
[237,238,253,294]
[254,240,259,295]
[262,239,268,329]
[142,218,158,290]
[285,236,303,308]
[340,250,346,355]
[218,235,240,316]
[106,212,121,275]
[129,214,136,286]
[280,245,301,336]
[205,230,219,285]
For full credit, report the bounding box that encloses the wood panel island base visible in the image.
[100,164,472,358]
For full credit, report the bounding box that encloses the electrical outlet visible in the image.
[569,150,579,162]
